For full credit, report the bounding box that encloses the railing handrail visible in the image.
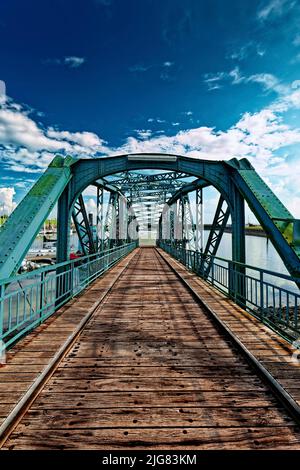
[164,243,300,284]
[1,242,138,349]
[0,242,136,286]
[158,241,300,341]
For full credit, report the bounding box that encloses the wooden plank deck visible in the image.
[1,248,300,450]
[0,249,137,424]
[158,249,300,404]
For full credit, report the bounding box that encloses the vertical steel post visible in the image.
[115,193,120,246]
[0,284,4,340]
[158,216,162,243]
[96,186,104,253]
[170,204,175,248]
[56,185,71,305]
[196,188,203,253]
[231,186,246,305]
[56,184,71,264]
[260,270,264,319]
[181,195,185,250]
[39,271,45,322]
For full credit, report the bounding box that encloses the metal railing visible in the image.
[0,242,137,349]
[158,241,300,341]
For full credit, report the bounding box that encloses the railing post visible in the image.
[260,270,264,320]
[228,261,234,299]
[39,272,45,323]
[0,284,4,340]
[87,258,90,285]
[70,261,74,297]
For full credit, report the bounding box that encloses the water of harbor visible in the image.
[31,231,295,287]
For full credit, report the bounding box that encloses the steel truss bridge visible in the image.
[1,153,300,449]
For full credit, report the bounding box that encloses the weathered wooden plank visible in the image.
[20,406,291,429]
[3,247,300,451]
[56,365,252,379]
[35,390,279,409]
[159,249,300,410]
[46,377,268,393]
[4,427,300,450]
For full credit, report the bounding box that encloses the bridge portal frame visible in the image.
[0,153,300,285]
[56,154,245,273]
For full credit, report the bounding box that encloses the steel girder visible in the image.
[72,194,96,255]
[96,186,104,252]
[103,192,119,248]
[182,194,197,251]
[63,154,299,279]
[0,155,76,279]
[109,171,189,186]
[109,171,188,232]
[1,153,300,285]
[195,188,203,252]
[200,196,230,278]
[166,194,196,251]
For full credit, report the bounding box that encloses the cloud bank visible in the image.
[1,76,300,216]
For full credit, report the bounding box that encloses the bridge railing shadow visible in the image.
[0,242,137,352]
[158,241,300,343]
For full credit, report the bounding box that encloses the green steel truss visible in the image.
[200,195,230,278]
[0,153,299,286]
[72,194,96,255]
[0,155,76,279]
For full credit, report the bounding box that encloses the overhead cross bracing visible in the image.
[0,153,299,286]
[102,170,195,238]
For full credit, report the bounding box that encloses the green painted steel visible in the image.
[72,194,97,254]
[0,243,137,349]
[0,155,76,279]
[226,158,300,279]
[200,195,230,278]
[1,153,300,288]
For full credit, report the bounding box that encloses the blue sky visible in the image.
[0,0,300,220]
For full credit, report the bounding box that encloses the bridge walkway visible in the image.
[1,248,300,449]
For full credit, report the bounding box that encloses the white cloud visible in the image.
[292,80,300,89]
[246,73,289,95]
[135,129,152,139]
[229,67,244,84]
[228,42,266,61]
[204,67,290,97]
[257,0,295,21]
[85,198,97,218]
[204,67,244,90]
[46,128,106,149]
[2,75,300,216]
[203,72,226,90]
[0,80,6,100]
[129,62,176,81]
[64,56,85,68]
[0,187,16,215]
[293,34,300,46]
[147,117,166,124]
[291,52,300,63]
[42,56,85,68]
[0,107,72,152]
[0,100,110,172]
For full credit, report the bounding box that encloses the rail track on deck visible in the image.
[1,247,300,450]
